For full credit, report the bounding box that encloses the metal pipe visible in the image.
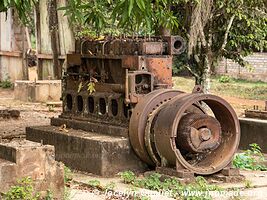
[125,69,130,104]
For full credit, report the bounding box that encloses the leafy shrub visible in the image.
[120,170,136,184]
[120,171,221,200]
[233,143,267,171]
[172,53,190,76]
[104,182,116,191]
[4,177,39,200]
[44,190,53,200]
[0,76,13,88]
[218,75,231,83]
[64,166,73,183]
[88,179,101,188]
[64,186,71,200]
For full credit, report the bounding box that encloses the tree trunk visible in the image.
[203,58,211,94]
[194,52,212,94]
[48,0,60,79]
[35,1,42,80]
[195,72,203,86]
[22,27,29,80]
[158,26,171,36]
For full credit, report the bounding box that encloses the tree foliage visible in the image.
[176,0,267,86]
[1,0,266,88]
[61,0,267,88]
[0,0,35,24]
[60,0,192,37]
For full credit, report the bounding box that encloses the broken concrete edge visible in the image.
[25,123,252,179]
[239,117,267,125]
[51,116,129,137]
[24,116,267,179]
[208,167,245,184]
[46,101,62,107]
[0,140,65,199]
[14,80,61,103]
[239,117,267,153]
[0,109,20,119]
[26,125,148,177]
[154,167,244,184]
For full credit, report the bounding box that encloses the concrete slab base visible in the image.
[26,125,147,176]
[155,167,195,182]
[211,173,245,183]
[51,117,128,137]
[239,118,267,153]
[14,80,61,102]
[0,140,64,199]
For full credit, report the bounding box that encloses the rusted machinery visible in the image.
[244,101,267,120]
[59,36,240,175]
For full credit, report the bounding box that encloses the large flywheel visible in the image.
[129,90,240,175]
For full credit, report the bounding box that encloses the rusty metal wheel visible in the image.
[144,94,206,166]
[129,89,184,165]
[153,93,240,175]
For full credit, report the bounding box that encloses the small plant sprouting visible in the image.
[77,81,83,93]
[44,189,53,200]
[244,179,253,189]
[64,186,71,200]
[87,82,96,94]
[104,181,116,191]
[48,105,55,112]
[4,177,40,200]
[233,143,267,171]
[218,75,232,83]
[120,170,136,184]
[88,179,101,188]
[0,75,13,88]
[64,166,73,183]
[119,171,222,199]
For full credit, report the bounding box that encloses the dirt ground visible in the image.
[0,85,265,137]
[0,87,267,200]
[220,95,265,117]
[172,76,266,117]
[0,88,61,139]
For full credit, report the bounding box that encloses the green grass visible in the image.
[120,171,222,200]
[172,76,267,100]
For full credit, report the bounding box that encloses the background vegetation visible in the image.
[0,0,266,90]
[173,76,267,100]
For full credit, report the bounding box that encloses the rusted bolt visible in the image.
[199,128,212,141]
[142,84,149,89]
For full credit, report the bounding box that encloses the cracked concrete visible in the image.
[0,140,65,199]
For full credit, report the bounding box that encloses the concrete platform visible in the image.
[14,80,61,102]
[0,140,64,199]
[51,117,128,137]
[239,118,267,152]
[26,125,147,176]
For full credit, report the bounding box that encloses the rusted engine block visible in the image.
[60,36,240,175]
